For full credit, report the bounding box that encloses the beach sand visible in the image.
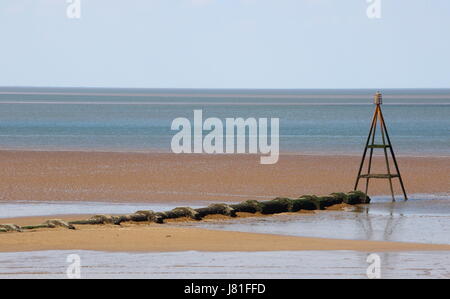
[1,223,450,253]
[0,150,448,203]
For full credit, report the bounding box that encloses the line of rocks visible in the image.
[0,219,75,233]
[0,191,370,233]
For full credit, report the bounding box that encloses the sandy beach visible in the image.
[0,150,448,203]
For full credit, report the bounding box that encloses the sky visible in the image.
[0,0,449,89]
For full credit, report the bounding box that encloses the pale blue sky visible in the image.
[0,0,449,89]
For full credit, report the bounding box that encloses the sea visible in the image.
[0,87,449,156]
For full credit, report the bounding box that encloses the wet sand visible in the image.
[1,224,450,253]
[0,209,323,227]
[3,250,450,279]
[0,150,448,203]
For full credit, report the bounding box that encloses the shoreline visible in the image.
[1,204,449,254]
[1,148,448,158]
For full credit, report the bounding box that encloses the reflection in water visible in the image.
[0,250,449,279]
[181,198,450,245]
[354,202,404,241]
[354,203,407,272]
[172,198,449,278]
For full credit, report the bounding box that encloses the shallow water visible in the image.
[0,250,449,279]
[0,200,203,219]
[1,195,450,245]
[177,196,450,245]
[0,196,449,279]
[0,194,447,219]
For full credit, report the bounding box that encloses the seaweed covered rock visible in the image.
[69,214,116,225]
[69,210,162,225]
[158,207,201,222]
[111,214,133,224]
[230,200,262,213]
[316,195,343,209]
[91,214,116,224]
[330,192,348,203]
[110,210,159,224]
[21,224,51,230]
[259,198,293,214]
[297,195,324,210]
[346,191,371,204]
[133,210,158,222]
[0,224,22,232]
[291,198,318,211]
[195,203,236,218]
[44,219,75,230]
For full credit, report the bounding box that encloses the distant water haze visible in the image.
[0,88,449,156]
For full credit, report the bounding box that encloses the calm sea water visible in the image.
[0,88,449,155]
[1,250,449,279]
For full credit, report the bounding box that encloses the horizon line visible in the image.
[1,86,450,91]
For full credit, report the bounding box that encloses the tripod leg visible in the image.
[363,107,379,201]
[364,177,370,202]
[378,109,408,201]
[380,117,395,202]
[355,106,378,191]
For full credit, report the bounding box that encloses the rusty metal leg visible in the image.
[378,109,408,201]
[355,105,378,191]
[380,115,395,202]
[363,106,379,202]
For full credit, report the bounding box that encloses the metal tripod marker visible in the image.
[354,92,408,202]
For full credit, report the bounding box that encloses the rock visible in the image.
[134,210,157,222]
[44,219,75,230]
[0,224,22,232]
[109,210,157,224]
[154,212,166,223]
[89,215,116,224]
[316,196,343,209]
[111,215,133,224]
[330,192,349,203]
[196,203,237,218]
[159,207,201,221]
[230,200,262,213]
[259,198,293,214]
[346,190,371,204]
[297,195,323,209]
[291,197,319,211]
